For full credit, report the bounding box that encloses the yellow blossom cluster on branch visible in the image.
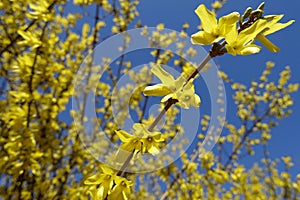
[85,165,132,200]
[191,3,294,56]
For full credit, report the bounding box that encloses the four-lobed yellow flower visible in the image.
[143,64,201,109]
[115,123,165,155]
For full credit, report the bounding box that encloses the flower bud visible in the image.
[241,7,252,22]
[257,2,265,11]
[250,9,264,19]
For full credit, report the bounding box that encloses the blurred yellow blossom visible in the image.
[143,64,201,109]
[212,1,223,10]
[17,30,42,49]
[85,165,132,200]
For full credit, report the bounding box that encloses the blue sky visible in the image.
[137,0,300,172]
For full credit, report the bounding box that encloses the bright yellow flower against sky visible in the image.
[115,123,165,155]
[191,4,240,45]
[256,15,295,52]
[143,64,201,109]
[225,19,268,56]
[84,165,132,200]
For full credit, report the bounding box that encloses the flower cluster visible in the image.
[191,3,294,56]
[85,165,132,200]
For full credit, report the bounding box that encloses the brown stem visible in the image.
[116,151,134,176]
[148,98,178,132]
[185,53,212,83]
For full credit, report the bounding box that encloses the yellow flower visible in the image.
[108,178,133,200]
[143,64,201,109]
[212,1,222,10]
[225,19,268,56]
[191,4,240,45]
[17,30,42,49]
[256,15,295,52]
[115,123,165,155]
[85,165,132,200]
[28,1,53,21]
[84,166,115,199]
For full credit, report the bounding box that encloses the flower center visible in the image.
[184,95,191,101]
[121,181,126,186]
[170,86,176,91]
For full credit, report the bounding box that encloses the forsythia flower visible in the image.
[225,19,268,56]
[108,177,132,200]
[115,123,165,155]
[191,4,240,45]
[84,165,132,200]
[212,1,223,10]
[17,30,42,49]
[28,1,53,21]
[143,64,201,109]
[256,15,295,52]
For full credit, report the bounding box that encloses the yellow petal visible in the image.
[84,174,101,185]
[225,43,237,56]
[264,15,284,26]
[153,134,165,142]
[115,130,133,142]
[256,34,280,52]
[120,142,136,152]
[151,64,174,84]
[192,94,201,107]
[195,4,217,32]
[143,84,172,96]
[225,28,238,45]
[17,30,32,41]
[100,165,114,175]
[191,31,216,45]
[161,94,173,103]
[239,44,262,55]
[174,75,187,90]
[264,20,295,36]
[97,185,105,199]
[148,145,160,155]
[218,12,240,36]
[132,123,143,132]
[238,19,268,46]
